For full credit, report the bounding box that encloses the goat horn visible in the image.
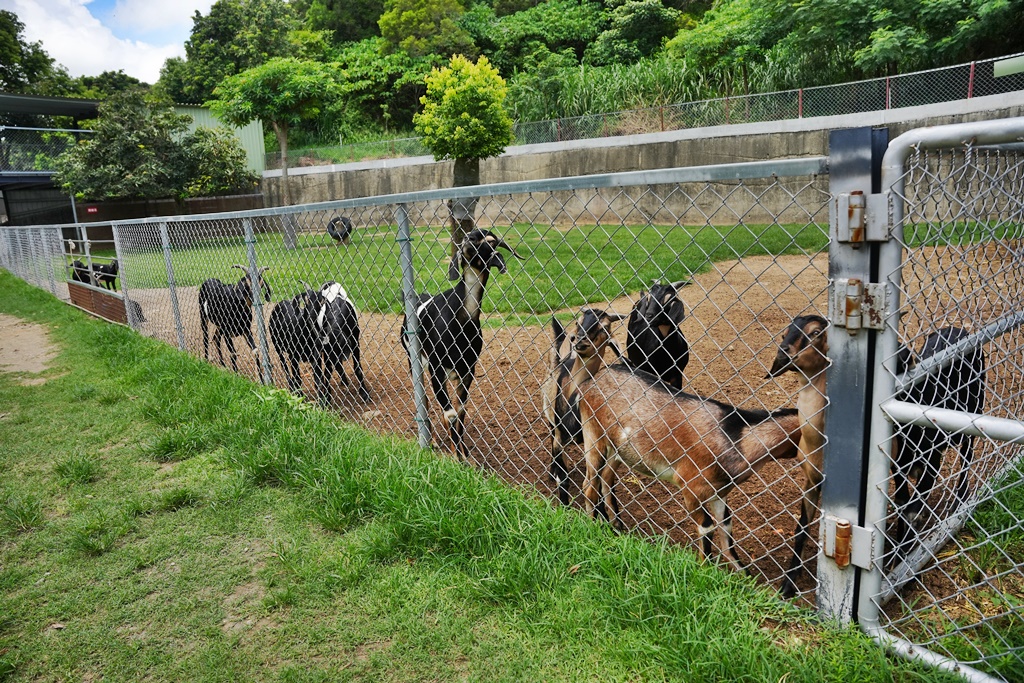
[259,266,270,274]
[671,279,690,289]
[299,279,314,291]
[231,264,248,271]
[492,237,524,259]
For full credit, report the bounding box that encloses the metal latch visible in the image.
[832,278,888,332]
[832,191,890,245]
[822,515,881,570]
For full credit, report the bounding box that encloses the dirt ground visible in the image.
[0,313,57,384]
[127,252,833,598]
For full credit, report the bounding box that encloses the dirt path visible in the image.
[0,314,57,384]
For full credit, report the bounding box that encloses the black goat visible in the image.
[891,327,986,555]
[542,311,625,507]
[199,264,271,374]
[313,281,370,404]
[401,229,523,461]
[125,298,146,325]
[269,282,321,397]
[93,259,119,291]
[626,280,690,389]
[69,259,95,285]
[327,216,354,245]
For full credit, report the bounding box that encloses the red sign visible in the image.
[86,207,98,213]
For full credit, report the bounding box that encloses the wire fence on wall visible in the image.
[267,52,1024,170]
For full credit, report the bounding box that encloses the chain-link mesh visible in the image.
[0,126,92,172]
[0,225,66,299]
[874,144,1024,680]
[63,162,825,601]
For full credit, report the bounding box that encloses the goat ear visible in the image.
[604,312,628,322]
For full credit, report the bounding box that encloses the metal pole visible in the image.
[110,223,134,326]
[44,228,58,295]
[397,204,431,449]
[81,223,94,284]
[244,218,273,386]
[158,221,187,351]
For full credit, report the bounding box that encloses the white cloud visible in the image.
[0,0,210,84]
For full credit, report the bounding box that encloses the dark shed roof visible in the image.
[0,92,100,117]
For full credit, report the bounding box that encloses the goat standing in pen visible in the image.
[269,282,321,397]
[92,258,119,291]
[577,318,809,571]
[327,216,354,245]
[402,229,523,462]
[315,281,370,404]
[891,327,986,557]
[765,315,830,598]
[199,265,271,375]
[543,310,625,509]
[626,280,690,389]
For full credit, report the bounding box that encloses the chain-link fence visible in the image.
[273,53,1024,169]
[855,127,1024,681]
[4,118,1024,681]
[0,126,92,173]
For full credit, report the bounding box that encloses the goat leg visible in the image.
[780,461,823,598]
[352,345,370,402]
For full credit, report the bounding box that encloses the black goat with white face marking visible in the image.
[93,258,119,290]
[199,265,271,375]
[626,280,690,389]
[401,229,523,461]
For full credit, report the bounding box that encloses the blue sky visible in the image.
[0,0,215,84]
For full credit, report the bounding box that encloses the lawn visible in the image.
[105,220,829,316]
[0,269,959,682]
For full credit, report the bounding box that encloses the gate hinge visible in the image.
[831,191,890,245]
[831,278,889,332]
[822,515,881,570]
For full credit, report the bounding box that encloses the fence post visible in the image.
[110,223,135,327]
[243,218,273,386]
[158,221,187,351]
[397,204,431,450]
[816,126,889,624]
[43,228,58,296]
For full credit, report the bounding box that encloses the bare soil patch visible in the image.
[0,313,58,383]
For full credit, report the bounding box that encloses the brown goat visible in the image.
[578,336,804,571]
[766,315,830,598]
[541,309,625,510]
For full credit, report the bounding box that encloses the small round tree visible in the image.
[413,54,513,278]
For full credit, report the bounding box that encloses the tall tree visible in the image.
[71,71,148,100]
[378,0,476,57]
[413,55,513,278]
[207,57,340,247]
[0,10,72,98]
[159,0,298,104]
[303,0,385,43]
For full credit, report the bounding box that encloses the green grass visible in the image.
[0,268,962,682]
[114,220,828,316]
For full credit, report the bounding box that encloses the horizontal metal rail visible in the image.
[881,401,1024,444]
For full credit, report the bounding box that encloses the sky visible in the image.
[1,0,215,85]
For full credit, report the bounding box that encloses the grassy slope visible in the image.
[0,270,953,682]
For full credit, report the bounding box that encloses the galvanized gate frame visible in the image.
[817,117,1024,682]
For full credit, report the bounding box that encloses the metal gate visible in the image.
[819,118,1024,682]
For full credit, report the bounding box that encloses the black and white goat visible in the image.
[765,315,830,598]
[401,228,523,461]
[891,327,986,555]
[626,280,690,389]
[199,264,271,374]
[314,281,370,404]
[542,310,625,507]
[327,216,354,245]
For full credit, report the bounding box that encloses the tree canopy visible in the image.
[53,91,257,202]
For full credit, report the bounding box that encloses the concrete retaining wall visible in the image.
[261,93,1024,227]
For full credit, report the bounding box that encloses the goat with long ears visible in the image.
[199,264,271,375]
[765,314,830,598]
[402,228,523,461]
